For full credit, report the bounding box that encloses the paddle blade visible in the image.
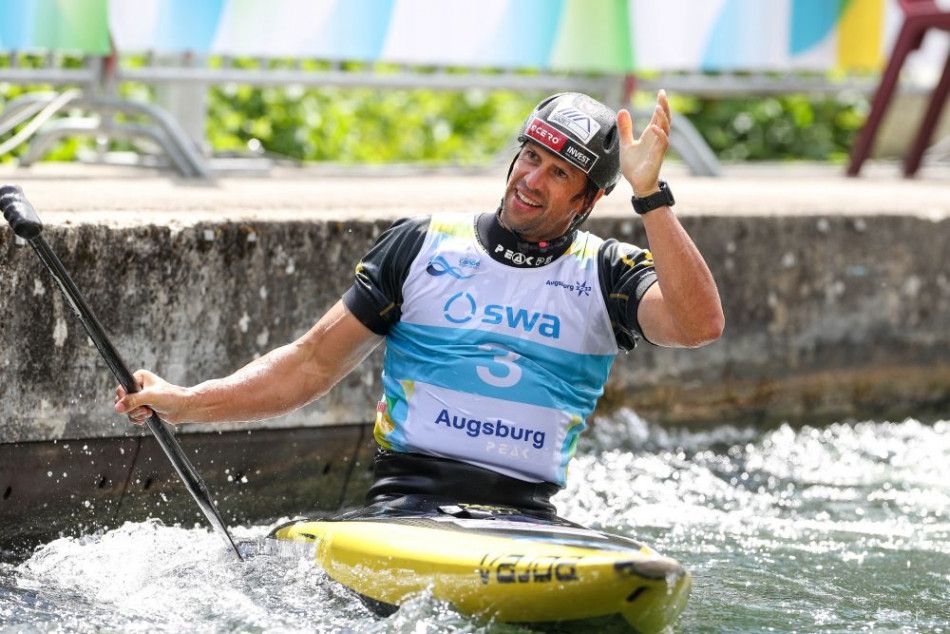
[0,185,43,239]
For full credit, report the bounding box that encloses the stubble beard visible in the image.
[499,186,547,241]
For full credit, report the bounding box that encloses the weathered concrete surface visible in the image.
[1,216,390,443]
[606,214,950,425]
[0,424,377,553]
[0,161,948,547]
[1,162,948,443]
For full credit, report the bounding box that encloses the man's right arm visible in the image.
[115,216,428,426]
[115,300,383,425]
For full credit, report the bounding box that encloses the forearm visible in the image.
[116,301,382,426]
[616,91,723,347]
[184,339,329,423]
[642,207,724,345]
[180,301,381,424]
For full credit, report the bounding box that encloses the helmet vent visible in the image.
[603,124,618,153]
[535,93,564,112]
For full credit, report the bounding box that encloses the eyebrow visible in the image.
[523,141,583,180]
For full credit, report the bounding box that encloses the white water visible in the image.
[2,412,948,633]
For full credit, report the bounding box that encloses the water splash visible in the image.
[5,520,367,633]
[559,412,950,633]
[2,414,947,633]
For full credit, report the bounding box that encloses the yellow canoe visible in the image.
[269,503,690,632]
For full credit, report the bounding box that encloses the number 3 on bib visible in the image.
[476,344,522,388]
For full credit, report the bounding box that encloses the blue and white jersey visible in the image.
[372,214,619,485]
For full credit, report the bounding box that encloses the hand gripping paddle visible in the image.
[1,185,242,560]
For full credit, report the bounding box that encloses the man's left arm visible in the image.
[617,91,724,348]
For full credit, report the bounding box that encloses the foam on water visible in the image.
[561,411,950,632]
[1,412,948,633]
[2,520,369,633]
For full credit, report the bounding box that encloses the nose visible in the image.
[522,165,544,192]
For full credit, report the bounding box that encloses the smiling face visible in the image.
[499,142,599,243]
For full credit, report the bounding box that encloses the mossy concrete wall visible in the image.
[604,213,950,425]
[0,219,390,444]
[2,212,947,443]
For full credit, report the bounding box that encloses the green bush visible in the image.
[205,79,872,165]
[0,54,870,165]
[206,85,536,165]
[676,92,869,163]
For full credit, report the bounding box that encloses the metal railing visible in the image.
[9,53,937,179]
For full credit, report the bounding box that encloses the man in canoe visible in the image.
[115,91,723,516]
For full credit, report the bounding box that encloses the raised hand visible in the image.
[616,90,672,196]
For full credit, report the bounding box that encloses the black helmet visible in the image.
[517,92,621,195]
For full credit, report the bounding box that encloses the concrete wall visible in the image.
[2,213,947,441]
[1,218,392,443]
[2,210,948,548]
[605,214,949,425]
[0,424,378,552]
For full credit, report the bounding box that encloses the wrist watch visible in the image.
[631,181,675,215]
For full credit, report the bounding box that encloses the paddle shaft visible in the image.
[3,188,242,559]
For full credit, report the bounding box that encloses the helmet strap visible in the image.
[567,187,605,232]
[567,209,592,233]
[505,149,520,183]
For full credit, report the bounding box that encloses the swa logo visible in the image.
[443,292,561,339]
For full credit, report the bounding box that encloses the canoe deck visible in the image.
[269,501,690,632]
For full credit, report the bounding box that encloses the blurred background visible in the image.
[0,0,947,175]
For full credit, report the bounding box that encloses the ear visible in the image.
[578,188,605,215]
[570,188,606,231]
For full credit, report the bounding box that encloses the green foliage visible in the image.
[206,85,536,165]
[200,64,871,164]
[0,52,870,165]
[205,85,869,165]
[673,92,869,163]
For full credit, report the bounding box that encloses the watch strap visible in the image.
[631,181,674,215]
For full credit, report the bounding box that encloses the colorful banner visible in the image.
[0,0,110,54]
[108,0,635,73]
[631,0,887,72]
[1,0,944,74]
[106,0,900,72]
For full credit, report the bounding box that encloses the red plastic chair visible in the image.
[847,0,950,177]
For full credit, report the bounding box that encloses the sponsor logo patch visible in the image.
[549,101,601,143]
[524,118,567,153]
[562,140,598,173]
[442,291,561,339]
[545,279,591,297]
[426,255,480,279]
[493,243,554,267]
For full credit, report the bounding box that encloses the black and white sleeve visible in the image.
[598,238,659,351]
[342,216,429,335]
